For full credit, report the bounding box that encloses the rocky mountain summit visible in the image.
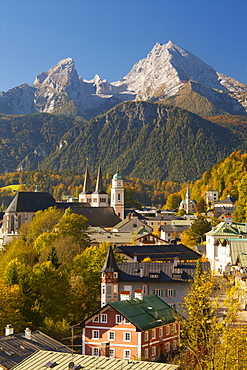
[1,41,247,118]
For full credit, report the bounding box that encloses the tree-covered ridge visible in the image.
[39,101,247,182]
[164,150,247,222]
[0,113,80,173]
[1,105,247,183]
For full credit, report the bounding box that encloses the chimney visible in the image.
[5,324,14,336]
[140,267,143,278]
[134,289,143,300]
[24,327,31,339]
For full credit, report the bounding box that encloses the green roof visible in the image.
[113,171,123,180]
[206,222,246,237]
[11,350,179,370]
[109,295,177,331]
[237,253,247,268]
[227,239,247,265]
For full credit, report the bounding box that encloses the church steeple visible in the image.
[100,246,119,306]
[79,166,93,204]
[83,166,92,193]
[91,165,108,207]
[94,165,104,193]
[186,185,190,214]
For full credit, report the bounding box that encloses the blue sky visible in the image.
[0,0,246,92]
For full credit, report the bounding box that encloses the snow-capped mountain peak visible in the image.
[0,41,246,117]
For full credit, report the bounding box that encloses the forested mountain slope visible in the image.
[39,101,247,182]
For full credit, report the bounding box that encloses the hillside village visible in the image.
[1,25,247,369]
[0,165,247,369]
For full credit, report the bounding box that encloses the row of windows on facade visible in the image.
[92,314,130,324]
[91,323,177,341]
[103,285,176,298]
[91,341,178,359]
[86,198,107,203]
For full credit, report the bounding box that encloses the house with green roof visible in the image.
[82,295,180,362]
[205,222,247,272]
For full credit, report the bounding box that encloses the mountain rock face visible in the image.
[1,41,246,118]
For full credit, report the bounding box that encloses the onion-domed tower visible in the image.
[110,170,124,220]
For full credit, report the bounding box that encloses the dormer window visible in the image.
[149,273,159,279]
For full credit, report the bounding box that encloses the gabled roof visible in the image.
[109,295,177,331]
[11,350,179,370]
[134,233,168,243]
[0,330,70,369]
[215,195,237,205]
[116,244,202,262]
[226,239,247,265]
[5,192,56,213]
[113,217,152,232]
[206,222,246,237]
[160,224,190,233]
[56,204,121,228]
[90,231,133,245]
[116,261,210,283]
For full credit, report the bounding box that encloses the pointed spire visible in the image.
[94,165,104,193]
[83,166,92,193]
[100,245,119,272]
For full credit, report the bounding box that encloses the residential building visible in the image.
[212,195,237,219]
[90,231,167,247]
[0,326,71,370]
[160,224,191,243]
[205,222,247,271]
[113,214,153,234]
[11,350,180,370]
[215,238,247,273]
[82,295,180,362]
[100,246,209,313]
[205,190,218,205]
[116,244,202,263]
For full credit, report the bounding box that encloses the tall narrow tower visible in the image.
[79,166,93,204]
[100,246,119,307]
[186,186,190,214]
[111,170,124,220]
[91,165,108,207]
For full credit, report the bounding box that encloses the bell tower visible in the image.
[79,166,93,205]
[111,170,124,220]
[91,165,108,207]
[100,246,119,307]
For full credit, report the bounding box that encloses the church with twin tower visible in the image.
[79,166,124,220]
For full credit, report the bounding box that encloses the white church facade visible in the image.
[79,166,125,220]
